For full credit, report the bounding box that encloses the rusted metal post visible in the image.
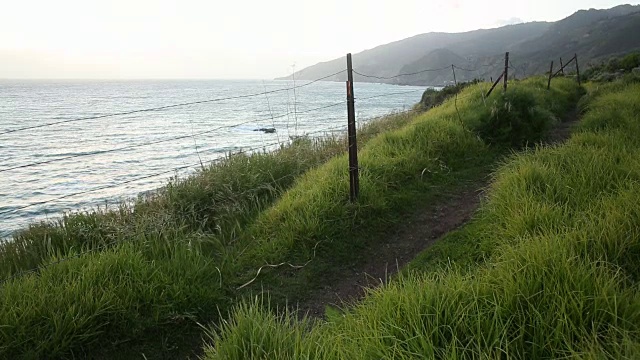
[503,52,509,92]
[547,61,554,90]
[346,53,359,202]
[575,53,581,86]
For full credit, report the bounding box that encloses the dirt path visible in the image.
[547,108,579,145]
[297,109,582,319]
[297,181,487,318]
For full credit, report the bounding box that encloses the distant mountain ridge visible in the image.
[279,4,640,85]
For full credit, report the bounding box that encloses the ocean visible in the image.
[0,79,427,238]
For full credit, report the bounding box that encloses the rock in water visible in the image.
[254,127,276,133]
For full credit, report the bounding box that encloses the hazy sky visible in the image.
[1,0,638,79]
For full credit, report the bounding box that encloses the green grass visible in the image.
[1,242,227,358]
[582,51,640,82]
[228,77,580,299]
[203,81,640,359]
[0,111,414,358]
[416,79,481,111]
[0,112,416,280]
[0,77,581,358]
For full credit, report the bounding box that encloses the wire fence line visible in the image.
[0,122,375,285]
[0,110,400,223]
[0,49,580,288]
[0,167,318,285]
[353,65,453,80]
[0,122,357,217]
[0,70,347,137]
[2,61,485,184]
[2,59,504,212]
[0,59,475,284]
[354,60,508,89]
[0,100,348,173]
[0,111,419,285]
[1,85,425,175]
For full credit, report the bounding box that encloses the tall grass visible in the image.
[0,242,227,358]
[203,82,640,359]
[0,112,415,358]
[411,80,639,273]
[0,77,581,358]
[0,112,415,280]
[229,77,580,296]
[208,247,640,359]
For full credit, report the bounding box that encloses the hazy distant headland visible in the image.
[278,4,640,86]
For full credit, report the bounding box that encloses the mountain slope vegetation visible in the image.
[282,4,640,85]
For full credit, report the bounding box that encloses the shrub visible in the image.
[417,79,482,111]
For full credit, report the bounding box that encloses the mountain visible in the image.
[280,4,640,85]
[509,6,640,75]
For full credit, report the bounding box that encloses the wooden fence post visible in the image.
[547,61,554,90]
[346,53,359,202]
[575,53,581,86]
[486,72,504,97]
[451,64,457,85]
[503,52,509,92]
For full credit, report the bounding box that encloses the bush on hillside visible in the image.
[583,51,640,82]
[417,79,482,111]
[476,90,552,147]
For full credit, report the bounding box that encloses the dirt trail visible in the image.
[297,110,581,318]
[297,181,486,318]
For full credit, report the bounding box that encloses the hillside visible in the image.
[281,4,640,85]
[205,80,640,360]
[509,7,640,75]
[0,73,583,358]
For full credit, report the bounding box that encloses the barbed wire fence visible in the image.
[0,50,580,284]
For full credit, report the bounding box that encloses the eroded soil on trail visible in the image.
[297,181,487,318]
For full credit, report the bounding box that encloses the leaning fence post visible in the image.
[547,61,554,90]
[575,53,581,86]
[486,72,504,97]
[503,52,509,92]
[345,53,359,202]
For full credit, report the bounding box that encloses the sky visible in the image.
[0,0,638,79]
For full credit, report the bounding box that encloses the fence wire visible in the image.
[1,56,522,285]
[0,121,382,285]
[0,70,347,136]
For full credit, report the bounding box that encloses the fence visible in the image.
[0,50,581,284]
[547,53,581,89]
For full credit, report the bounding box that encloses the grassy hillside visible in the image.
[0,77,580,358]
[0,115,416,358]
[203,81,640,359]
